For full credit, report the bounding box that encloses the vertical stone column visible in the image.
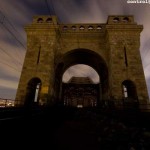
[15,16,58,106]
[106,16,149,105]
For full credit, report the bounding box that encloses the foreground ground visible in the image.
[0,106,150,149]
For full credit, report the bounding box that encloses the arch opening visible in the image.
[62,64,100,108]
[122,80,139,109]
[122,80,138,101]
[62,64,100,83]
[25,77,42,107]
[37,18,43,23]
[54,49,109,107]
[122,80,138,103]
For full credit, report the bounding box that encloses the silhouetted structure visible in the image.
[15,15,149,110]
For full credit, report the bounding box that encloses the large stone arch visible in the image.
[54,48,109,105]
[15,15,149,108]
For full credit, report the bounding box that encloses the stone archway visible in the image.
[122,80,137,99]
[15,15,149,107]
[24,77,42,107]
[54,48,109,106]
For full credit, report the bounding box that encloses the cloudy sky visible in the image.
[0,0,150,100]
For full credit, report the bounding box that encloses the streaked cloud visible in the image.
[0,78,18,90]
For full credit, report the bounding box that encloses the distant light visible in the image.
[77,105,83,108]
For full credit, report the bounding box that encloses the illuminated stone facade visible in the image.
[15,15,149,108]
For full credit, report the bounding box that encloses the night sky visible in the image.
[0,0,150,100]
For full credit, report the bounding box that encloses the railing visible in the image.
[1,98,150,112]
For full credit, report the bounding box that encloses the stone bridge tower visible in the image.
[15,15,149,108]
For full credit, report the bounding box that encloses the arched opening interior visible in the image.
[54,49,108,107]
[62,64,100,83]
[37,18,43,23]
[25,77,41,106]
[62,64,100,108]
[122,80,138,101]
